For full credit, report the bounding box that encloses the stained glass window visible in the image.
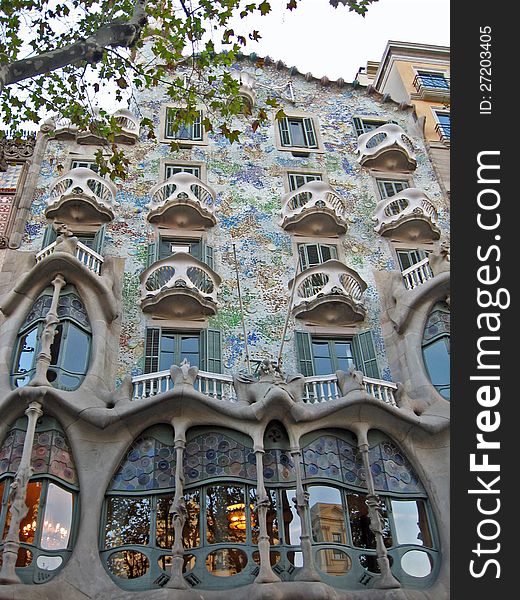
[422,301,450,400]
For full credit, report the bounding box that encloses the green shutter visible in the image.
[303,117,317,148]
[144,327,160,373]
[279,117,291,146]
[352,117,365,137]
[295,331,314,377]
[354,330,380,379]
[146,242,157,267]
[192,111,203,141]
[165,108,175,138]
[203,244,214,270]
[201,329,222,373]
[92,224,106,254]
[41,225,57,249]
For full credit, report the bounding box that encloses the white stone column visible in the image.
[30,273,66,387]
[356,428,400,589]
[290,447,320,582]
[0,401,43,584]
[254,446,280,583]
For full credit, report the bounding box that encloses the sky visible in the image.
[229,0,450,81]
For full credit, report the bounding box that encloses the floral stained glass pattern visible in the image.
[369,440,424,494]
[184,432,256,485]
[0,428,25,476]
[262,449,295,483]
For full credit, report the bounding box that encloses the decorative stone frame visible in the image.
[273,110,325,156]
[158,105,209,147]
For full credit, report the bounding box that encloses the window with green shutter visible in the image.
[165,108,203,141]
[147,236,214,268]
[287,172,323,191]
[352,117,389,137]
[279,116,319,149]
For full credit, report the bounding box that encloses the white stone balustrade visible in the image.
[372,188,440,241]
[357,123,417,171]
[140,252,221,319]
[35,239,104,275]
[289,259,367,325]
[280,181,349,236]
[53,117,79,140]
[46,167,118,224]
[113,108,140,143]
[402,257,434,290]
[303,374,398,406]
[147,172,217,229]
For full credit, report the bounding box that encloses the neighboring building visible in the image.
[0,53,450,600]
[356,41,450,198]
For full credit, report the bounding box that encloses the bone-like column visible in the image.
[0,401,43,584]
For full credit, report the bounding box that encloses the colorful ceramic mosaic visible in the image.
[262,449,295,483]
[423,302,450,343]
[369,440,424,494]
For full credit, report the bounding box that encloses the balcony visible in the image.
[412,73,450,103]
[289,260,367,325]
[232,71,257,111]
[36,239,104,275]
[357,123,417,171]
[147,172,217,230]
[53,117,79,140]
[303,374,398,406]
[435,121,451,145]
[401,257,434,290]
[372,188,440,242]
[46,167,117,226]
[280,181,349,236]
[140,252,220,319]
[112,108,140,144]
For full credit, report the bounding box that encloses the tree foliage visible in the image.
[0,0,378,177]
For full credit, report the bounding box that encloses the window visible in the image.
[164,164,201,180]
[11,286,91,390]
[352,117,388,137]
[422,301,450,400]
[396,248,429,272]
[70,159,99,172]
[434,111,450,141]
[297,243,338,271]
[0,417,78,583]
[146,236,213,268]
[277,115,320,151]
[164,108,203,142]
[416,70,449,90]
[287,172,323,192]
[376,178,410,199]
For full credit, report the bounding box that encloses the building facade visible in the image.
[0,54,450,599]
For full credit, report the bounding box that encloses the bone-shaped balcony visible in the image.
[289,260,367,325]
[112,108,140,144]
[147,172,217,230]
[45,167,118,226]
[357,123,417,171]
[140,252,221,319]
[372,188,440,242]
[280,181,349,236]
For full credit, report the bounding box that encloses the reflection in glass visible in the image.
[401,550,432,577]
[206,485,246,544]
[391,500,432,547]
[423,339,450,399]
[62,325,90,373]
[107,550,149,579]
[316,548,352,575]
[156,493,174,548]
[280,489,300,546]
[252,550,281,566]
[250,488,278,545]
[16,547,33,567]
[206,548,247,577]
[36,555,63,571]
[346,492,392,548]
[183,490,200,548]
[40,483,73,549]
[19,481,42,545]
[14,327,38,378]
[308,486,345,544]
[104,496,150,548]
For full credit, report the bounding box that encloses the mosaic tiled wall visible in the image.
[20,63,449,386]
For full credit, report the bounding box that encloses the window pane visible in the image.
[156,493,174,548]
[308,486,346,544]
[183,490,200,549]
[289,120,306,147]
[346,492,392,549]
[40,483,74,550]
[391,499,432,547]
[104,496,151,548]
[280,489,300,546]
[423,338,450,400]
[15,327,38,375]
[250,488,279,545]
[62,324,90,374]
[19,481,42,545]
[206,485,246,544]
[49,324,63,366]
[107,550,149,579]
[159,333,176,371]
[180,335,200,367]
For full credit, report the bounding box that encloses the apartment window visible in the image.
[164,164,201,180]
[396,248,429,272]
[164,108,203,141]
[352,117,388,137]
[434,111,450,141]
[416,70,449,90]
[278,116,319,150]
[288,172,323,191]
[41,224,106,255]
[376,178,409,199]
[295,330,380,378]
[297,243,338,271]
[146,237,213,268]
[70,159,99,172]
[422,301,450,400]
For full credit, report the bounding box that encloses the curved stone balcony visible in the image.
[140,252,221,319]
[112,108,140,144]
[357,123,416,171]
[53,117,79,140]
[372,188,440,242]
[147,172,217,230]
[289,260,367,325]
[280,181,349,236]
[45,167,118,226]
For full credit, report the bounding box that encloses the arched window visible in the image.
[422,301,450,400]
[11,285,91,391]
[0,416,79,583]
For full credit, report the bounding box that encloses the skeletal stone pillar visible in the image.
[290,447,320,582]
[356,429,400,589]
[254,447,280,583]
[0,401,43,584]
[166,438,188,589]
[30,273,66,387]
